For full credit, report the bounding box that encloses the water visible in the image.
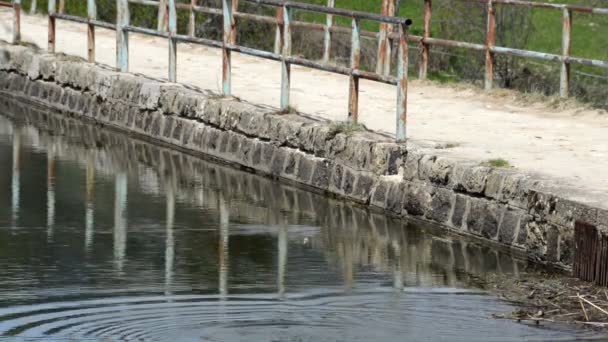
[0,101,603,341]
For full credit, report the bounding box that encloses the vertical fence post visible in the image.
[280,5,292,110]
[158,0,168,32]
[484,0,496,91]
[188,0,196,37]
[48,0,56,53]
[396,23,408,142]
[560,8,572,98]
[419,0,431,80]
[12,0,21,44]
[222,0,234,95]
[29,0,35,14]
[231,0,239,44]
[273,6,283,54]
[348,18,361,123]
[168,0,177,82]
[116,0,129,72]
[87,0,97,63]
[322,0,335,63]
[376,0,395,76]
[58,0,64,14]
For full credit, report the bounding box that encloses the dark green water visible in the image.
[0,105,603,341]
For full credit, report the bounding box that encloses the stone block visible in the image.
[403,182,434,217]
[297,157,315,184]
[312,159,332,189]
[370,179,389,209]
[271,148,287,176]
[498,207,520,245]
[352,174,374,202]
[428,187,455,224]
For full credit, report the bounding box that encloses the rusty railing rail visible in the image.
[44,0,413,141]
[0,0,20,44]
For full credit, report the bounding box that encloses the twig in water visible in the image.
[579,293,590,322]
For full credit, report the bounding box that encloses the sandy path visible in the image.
[2,10,608,192]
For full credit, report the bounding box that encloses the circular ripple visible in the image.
[0,289,602,342]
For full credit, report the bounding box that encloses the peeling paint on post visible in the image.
[560,8,572,98]
[12,0,20,44]
[231,0,239,44]
[484,0,496,91]
[348,18,361,123]
[58,0,64,14]
[322,0,335,63]
[87,0,97,63]
[273,6,283,54]
[222,0,234,95]
[48,0,56,53]
[419,0,431,80]
[168,0,177,82]
[280,5,292,111]
[116,0,129,72]
[396,23,408,142]
[376,0,395,76]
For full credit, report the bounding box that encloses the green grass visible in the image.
[481,158,511,168]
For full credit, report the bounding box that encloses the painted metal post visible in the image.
[348,18,361,123]
[273,6,283,55]
[322,0,335,63]
[116,0,129,72]
[87,0,97,63]
[58,0,64,14]
[12,0,20,44]
[29,0,35,14]
[484,0,496,91]
[376,0,395,76]
[157,0,168,32]
[396,23,408,142]
[188,0,196,37]
[280,5,292,111]
[168,0,177,82]
[419,0,431,80]
[48,0,56,53]
[222,0,234,95]
[560,8,572,98]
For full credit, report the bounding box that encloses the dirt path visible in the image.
[2,10,608,193]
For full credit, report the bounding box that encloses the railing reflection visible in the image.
[85,152,95,252]
[218,192,229,298]
[165,179,175,296]
[114,172,128,273]
[10,127,20,230]
[46,143,55,242]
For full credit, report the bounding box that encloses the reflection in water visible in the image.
[114,172,128,273]
[0,103,603,341]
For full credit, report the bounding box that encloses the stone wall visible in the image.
[2,42,607,268]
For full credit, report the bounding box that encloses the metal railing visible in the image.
[0,0,20,44]
[45,0,413,141]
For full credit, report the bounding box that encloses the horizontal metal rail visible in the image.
[51,12,116,30]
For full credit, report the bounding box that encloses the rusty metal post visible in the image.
[58,0,64,13]
[87,0,97,63]
[348,17,361,123]
[484,0,496,91]
[157,0,168,32]
[231,0,239,44]
[168,0,177,82]
[12,0,21,44]
[322,0,335,63]
[376,0,395,76]
[188,0,196,37]
[419,0,432,80]
[116,0,129,72]
[273,6,283,54]
[560,8,572,98]
[280,5,292,110]
[396,23,408,142]
[48,0,56,53]
[29,0,35,14]
[222,0,234,95]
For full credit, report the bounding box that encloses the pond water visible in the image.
[0,104,603,341]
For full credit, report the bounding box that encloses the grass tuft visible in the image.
[481,158,511,168]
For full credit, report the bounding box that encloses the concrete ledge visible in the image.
[2,41,607,268]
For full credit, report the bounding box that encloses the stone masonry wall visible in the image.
[2,42,607,268]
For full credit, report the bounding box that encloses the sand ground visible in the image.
[1,10,607,194]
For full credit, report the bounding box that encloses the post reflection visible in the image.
[218,193,229,298]
[277,225,287,298]
[10,127,20,229]
[165,179,175,296]
[113,172,128,273]
[84,152,95,252]
[46,143,56,242]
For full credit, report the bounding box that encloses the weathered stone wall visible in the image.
[2,42,607,268]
